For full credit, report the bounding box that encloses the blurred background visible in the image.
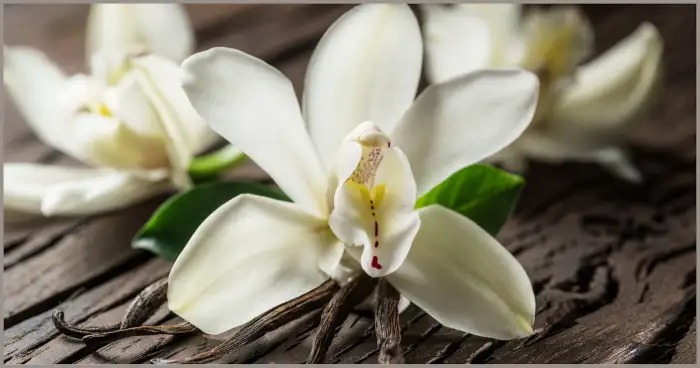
[3,4,696,364]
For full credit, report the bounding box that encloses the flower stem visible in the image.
[188,145,247,183]
[375,279,404,364]
[307,274,377,363]
[152,279,339,364]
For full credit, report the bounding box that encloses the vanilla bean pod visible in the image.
[375,279,404,364]
[82,321,198,347]
[52,311,121,339]
[152,279,339,364]
[120,277,169,328]
[307,274,377,363]
[52,277,169,340]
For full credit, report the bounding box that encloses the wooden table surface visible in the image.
[3,4,696,364]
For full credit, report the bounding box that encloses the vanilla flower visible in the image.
[169,4,537,340]
[86,3,194,63]
[4,4,219,217]
[422,4,663,182]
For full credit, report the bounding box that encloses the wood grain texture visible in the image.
[2,3,696,364]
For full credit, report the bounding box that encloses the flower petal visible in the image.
[387,205,535,339]
[549,23,663,138]
[303,3,422,170]
[359,147,420,277]
[132,54,220,155]
[421,4,521,83]
[519,6,593,77]
[4,46,71,150]
[132,55,217,189]
[86,4,194,63]
[3,163,170,216]
[69,112,172,172]
[517,132,642,182]
[328,123,420,277]
[392,69,539,196]
[182,48,328,216]
[168,194,344,334]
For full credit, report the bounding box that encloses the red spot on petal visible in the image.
[374,240,379,248]
[371,256,383,270]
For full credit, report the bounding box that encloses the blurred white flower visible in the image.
[422,4,664,182]
[168,4,537,341]
[3,4,219,217]
[86,3,194,64]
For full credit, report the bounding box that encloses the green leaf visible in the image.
[133,181,288,261]
[188,145,247,183]
[415,164,524,235]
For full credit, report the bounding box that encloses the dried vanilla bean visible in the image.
[82,321,198,347]
[307,274,377,363]
[375,279,404,364]
[52,311,120,339]
[152,279,339,364]
[120,276,169,328]
[52,277,169,340]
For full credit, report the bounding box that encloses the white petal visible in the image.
[3,46,72,150]
[519,6,593,76]
[359,147,420,277]
[131,55,220,155]
[392,69,539,196]
[587,147,642,183]
[103,72,161,138]
[18,61,174,172]
[329,123,420,277]
[181,48,328,216]
[517,132,642,182]
[168,194,344,335]
[3,163,170,216]
[86,4,194,63]
[303,3,422,170]
[131,55,211,189]
[549,23,663,137]
[421,4,521,83]
[69,113,172,172]
[387,205,535,339]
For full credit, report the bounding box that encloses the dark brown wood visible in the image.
[307,274,376,363]
[3,197,166,328]
[4,258,171,363]
[152,279,339,364]
[50,277,169,339]
[3,3,695,365]
[374,280,404,364]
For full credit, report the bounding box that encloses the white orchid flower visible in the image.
[169,4,537,341]
[422,4,664,182]
[4,4,222,217]
[86,3,194,64]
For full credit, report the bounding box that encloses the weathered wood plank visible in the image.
[4,258,171,362]
[3,197,167,328]
[671,319,696,364]
[2,3,695,365]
